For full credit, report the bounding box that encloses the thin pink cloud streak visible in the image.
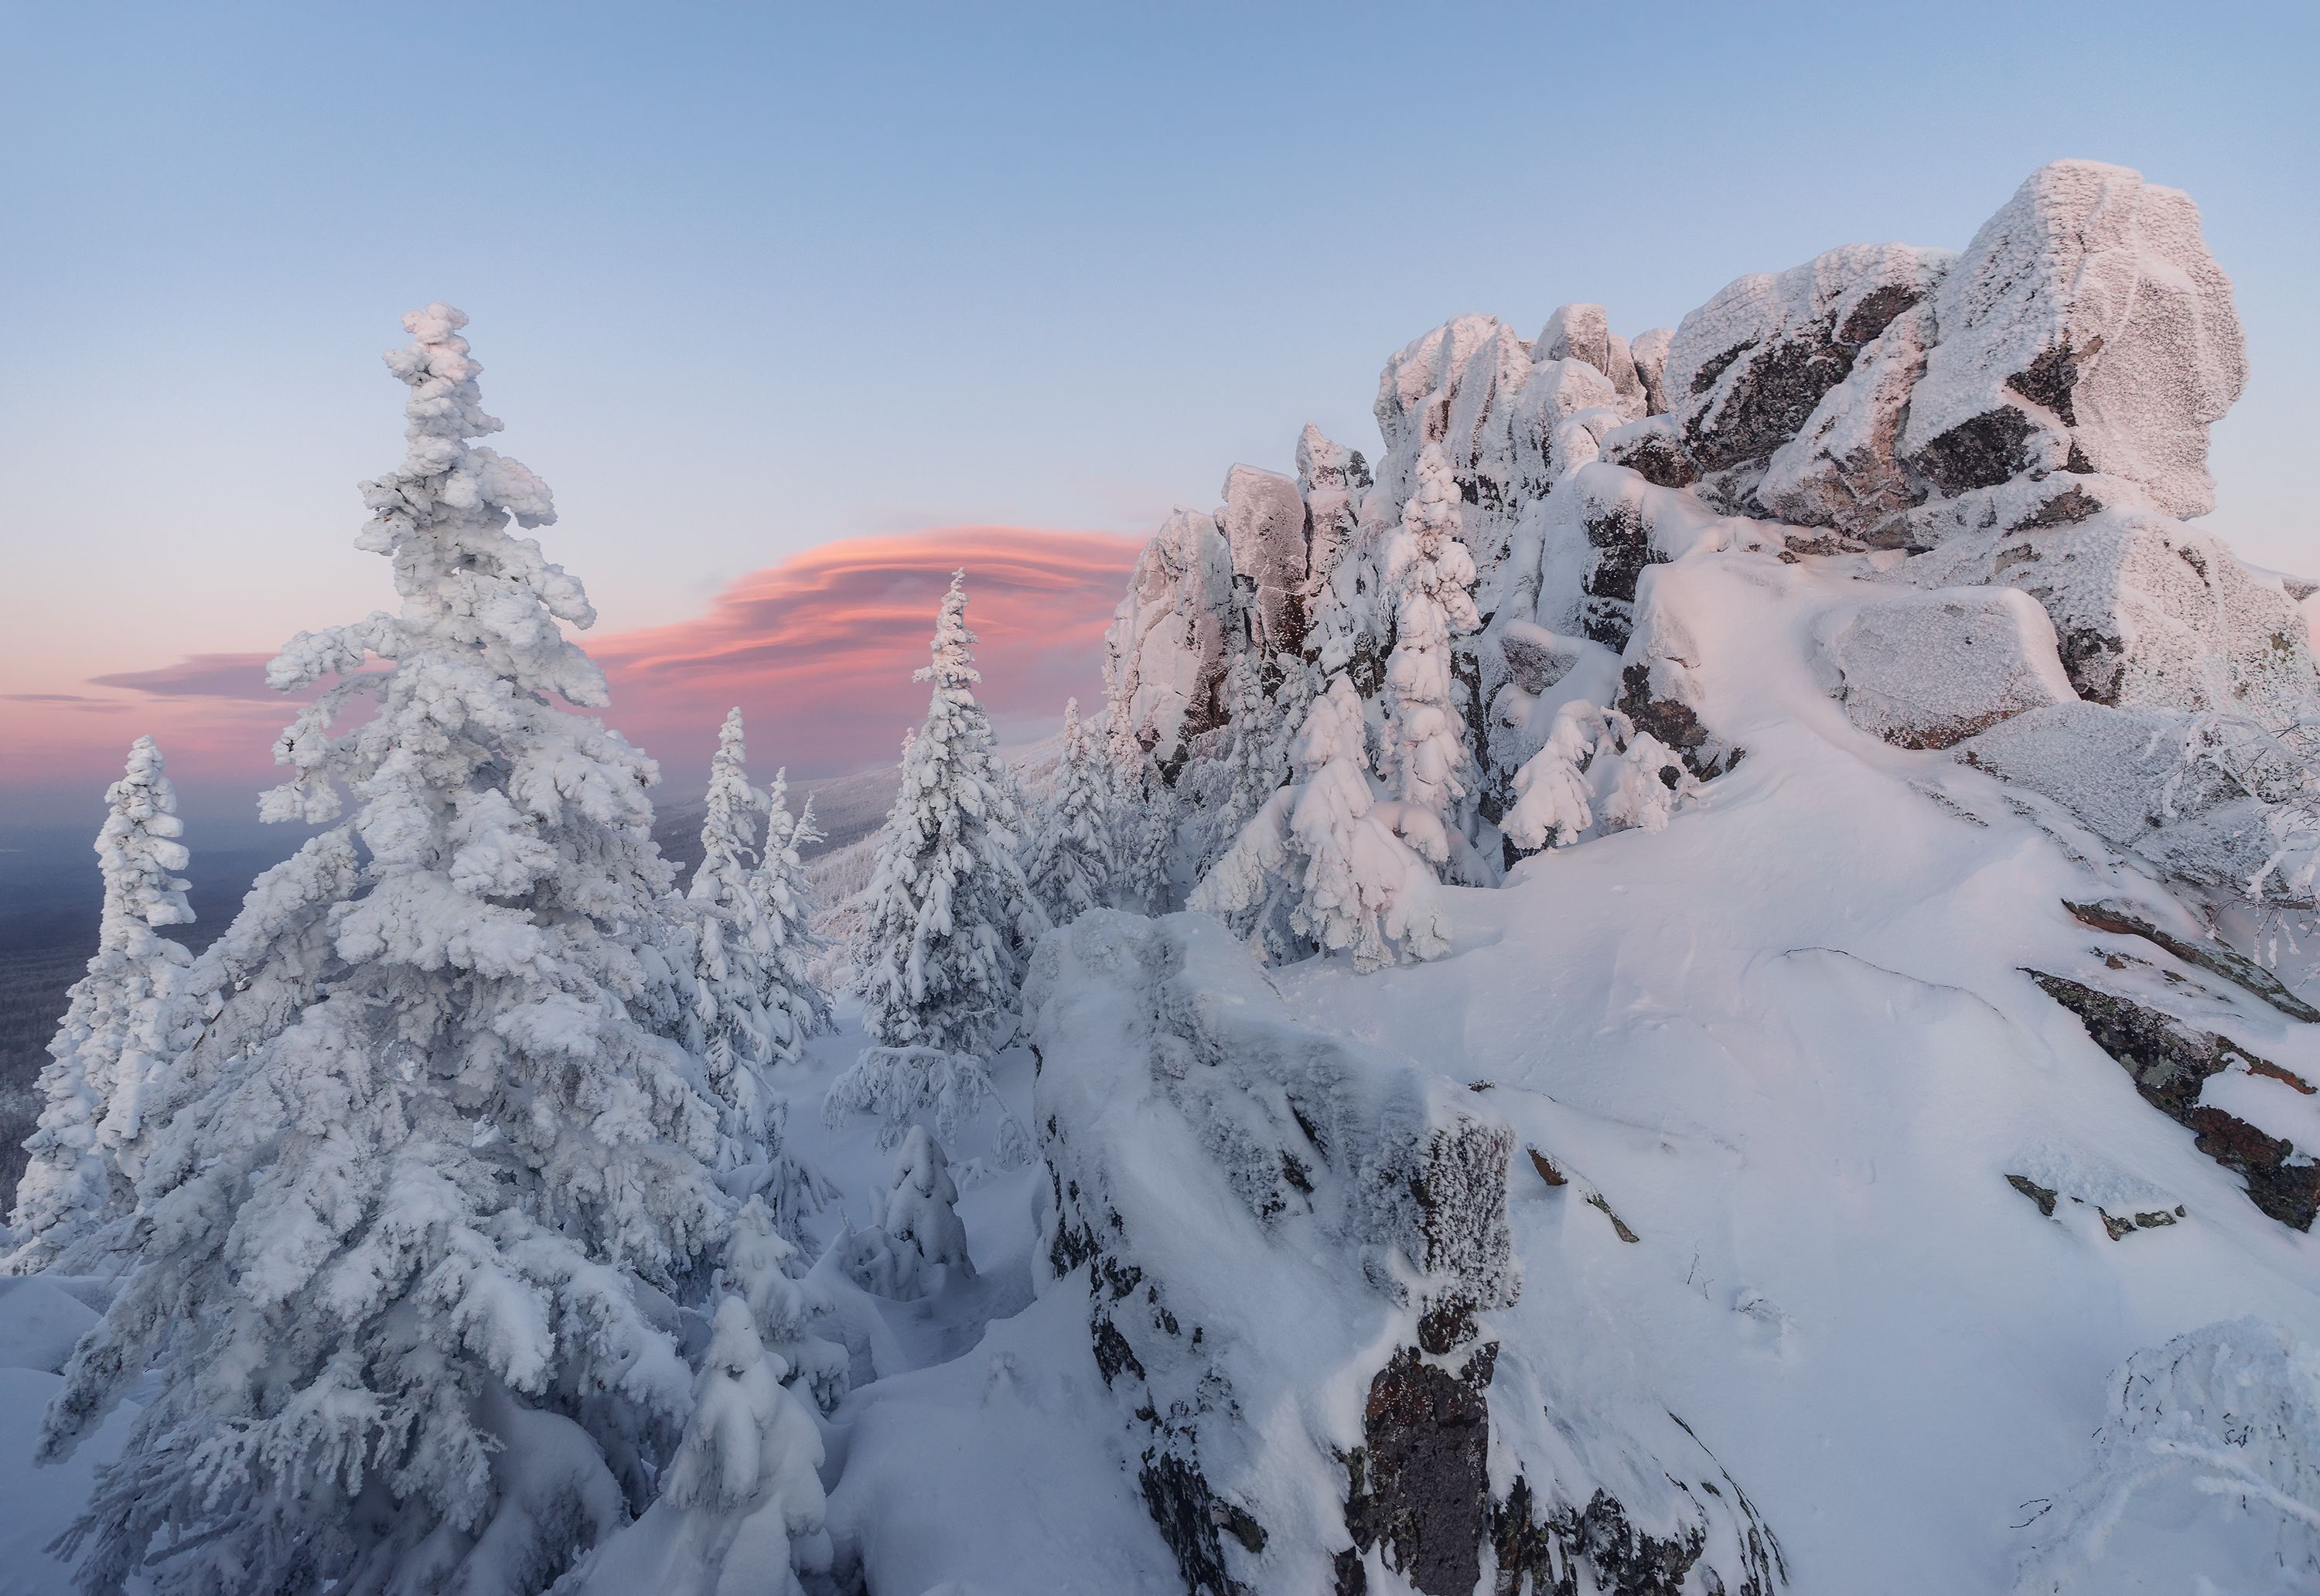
[0,527,1142,821]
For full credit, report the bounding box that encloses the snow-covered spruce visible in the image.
[7,737,200,1276]
[38,306,734,1596]
[1379,441,1481,867]
[557,1294,834,1596]
[879,1125,974,1299]
[1192,674,1448,970]
[2016,1317,2320,1591]
[681,711,834,1240]
[827,571,1039,1156]
[1023,697,1115,927]
[721,1195,848,1414]
[1503,700,1697,855]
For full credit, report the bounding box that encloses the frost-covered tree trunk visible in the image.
[1192,674,1448,972]
[827,572,1038,1157]
[7,738,198,1276]
[1025,697,1115,926]
[1380,441,1481,865]
[39,305,735,1596]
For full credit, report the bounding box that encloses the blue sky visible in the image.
[3,0,2315,824]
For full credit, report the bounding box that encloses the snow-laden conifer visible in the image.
[826,573,1039,1156]
[755,779,834,1059]
[1196,656,1291,882]
[560,1292,834,1596]
[686,717,832,1094]
[722,1195,848,1414]
[1192,674,1448,971]
[1503,700,1697,855]
[1121,748,1180,915]
[1025,697,1115,926]
[880,1125,974,1298]
[1379,441,1480,863]
[7,738,199,1275]
[39,305,734,1596]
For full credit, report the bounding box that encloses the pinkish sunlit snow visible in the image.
[4,9,2318,1596]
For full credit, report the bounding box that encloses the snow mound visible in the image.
[2017,1317,2320,1592]
[1816,587,2077,749]
[0,1277,99,1374]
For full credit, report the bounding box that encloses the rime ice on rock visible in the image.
[1103,509,1238,769]
[1220,463,1311,659]
[1667,240,1952,504]
[1817,588,2079,749]
[1902,159,2247,517]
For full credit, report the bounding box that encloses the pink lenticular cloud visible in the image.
[0,527,1145,824]
[592,527,1144,779]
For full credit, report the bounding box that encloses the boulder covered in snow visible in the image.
[1667,242,1952,503]
[1953,701,2279,893]
[1103,507,1238,766]
[1901,159,2247,519]
[1907,509,2320,717]
[1220,463,1311,660]
[1537,302,1650,420]
[1817,587,2077,749]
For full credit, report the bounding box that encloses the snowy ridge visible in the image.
[1067,157,2320,1592]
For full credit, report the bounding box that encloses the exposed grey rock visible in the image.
[2026,973,2320,1230]
[1667,242,1952,505]
[1628,326,1674,418]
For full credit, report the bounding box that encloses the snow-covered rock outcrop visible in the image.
[1080,156,2320,1593]
[1025,911,1781,1595]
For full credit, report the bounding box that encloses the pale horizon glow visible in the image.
[5,1,2315,833]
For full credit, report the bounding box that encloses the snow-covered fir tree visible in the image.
[1379,440,1480,864]
[687,708,781,1144]
[7,737,200,1276]
[1192,673,1448,971]
[685,715,832,1093]
[881,1125,974,1297]
[1503,700,1697,856]
[561,1293,834,1596]
[681,711,834,1242]
[1195,655,1291,881]
[39,305,736,1596]
[754,776,834,1058]
[1025,697,1114,926]
[722,1195,848,1414]
[826,571,1039,1155]
[1120,747,1179,914]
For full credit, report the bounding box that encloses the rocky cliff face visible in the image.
[1085,158,2320,1592]
[1025,912,1782,1594]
